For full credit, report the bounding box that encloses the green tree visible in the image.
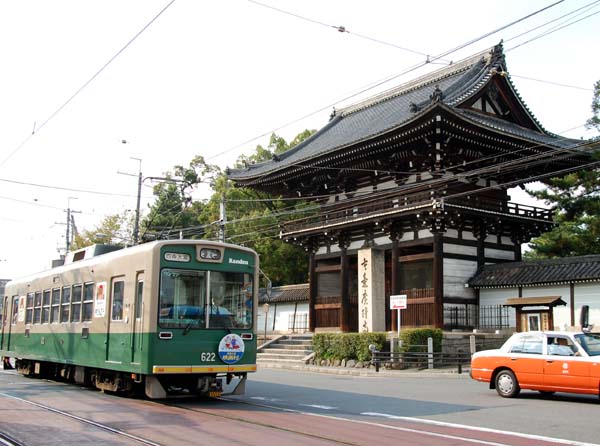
[525,80,600,259]
[141,156,217,240]
[71,212,133,250]
[142,131,316,285]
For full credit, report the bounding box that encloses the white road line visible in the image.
[360,412,599,446]
[225,396,599,446]
[299,404,337,410]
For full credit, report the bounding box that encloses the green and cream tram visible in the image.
[0,240,258,398]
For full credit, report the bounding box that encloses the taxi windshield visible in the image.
[574,333,600,356]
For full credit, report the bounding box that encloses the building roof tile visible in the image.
[469,255,600,288]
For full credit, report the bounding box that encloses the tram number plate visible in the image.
[201,352,216,362]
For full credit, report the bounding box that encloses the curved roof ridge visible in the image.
[338,45,499,116]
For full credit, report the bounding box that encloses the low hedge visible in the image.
[312,332,387,362]
[398,328,443,352]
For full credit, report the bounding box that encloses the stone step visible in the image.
[277,341,313,347]
[260,348,312,356]
[258,352,307,361]
[257,357,304,364]
[268,344,311,350]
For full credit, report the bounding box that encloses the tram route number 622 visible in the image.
[201,352,216,362]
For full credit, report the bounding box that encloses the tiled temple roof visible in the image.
[229,43,579,182]
[469,255,600,289]
[258,283,309,304]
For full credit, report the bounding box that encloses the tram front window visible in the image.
[209,271,253,330]
[159,269,253,330]
[159,269,206,329]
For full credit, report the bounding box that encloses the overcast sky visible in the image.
[0,0,599,279]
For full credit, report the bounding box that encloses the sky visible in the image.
[0,0,599,279]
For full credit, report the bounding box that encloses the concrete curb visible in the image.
[257,362,472,378]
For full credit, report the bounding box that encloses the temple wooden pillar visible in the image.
[433,231,444,329]
[308,250,317,332]
[339,236,350,332]
[389,225,401,332]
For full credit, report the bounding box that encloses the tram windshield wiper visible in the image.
[182,321,195,335]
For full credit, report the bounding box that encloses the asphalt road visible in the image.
[236,367,600,444]
[1,367,598,446]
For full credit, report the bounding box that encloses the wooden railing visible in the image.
[282,192,552,235]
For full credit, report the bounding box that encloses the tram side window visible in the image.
[51,288,60,323]
[33,292,41,324]
[111,279,124,321]
[12,296,19,325]
[135,276,143,319]
[26,293,34,324]
[61,286,71,323]
[71,285,82,322]
[82,283,94,322]
[41,290,50,323]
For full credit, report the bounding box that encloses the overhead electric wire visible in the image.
[0,0,177,169]
[208,0,566,162]
[507,8,600,51]
[504,0,600,44]
[246,0,443,59]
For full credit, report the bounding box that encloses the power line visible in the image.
[0,177,149,198]
[208,0,567,162]
[0,0,177,169]
[246,0,443,60]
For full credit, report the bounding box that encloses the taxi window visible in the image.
[510,335,543,354]
[547,336,578,356]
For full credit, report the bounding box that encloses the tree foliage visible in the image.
[71,212,133,250]
[525,80,600,259]
[142,131,316,285]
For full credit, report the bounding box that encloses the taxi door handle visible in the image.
[546,360,554,364]
[510,357,518,361]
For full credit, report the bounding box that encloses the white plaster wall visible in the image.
[418,229,432,239]
[443,258,478,299]
[485,248,515,261]
[444,243,477,256]
[257,303,309,333]
[349,240,364,250]
[374,235,392,246]
[522,285,571,330]
[316,246,329,255]
[573,282,600,328]
[445,229,459,238]
[478,288,517,327]
[462,231,477,241]
[400,232,414,242]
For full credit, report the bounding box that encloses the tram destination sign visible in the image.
[390,294,407,310]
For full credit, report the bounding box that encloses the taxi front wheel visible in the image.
[495,370,520,398]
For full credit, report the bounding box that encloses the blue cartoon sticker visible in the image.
[218,334,245,365]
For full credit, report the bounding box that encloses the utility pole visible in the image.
[65,197,79,253]
[118,140,142,245]
[132,157,142,245]
[219,194,226,243]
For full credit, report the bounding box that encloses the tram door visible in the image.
[131,273,144,364]
[0,296,7,350]
[106,278,125,363]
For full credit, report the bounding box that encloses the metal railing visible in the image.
[369,335,506,373]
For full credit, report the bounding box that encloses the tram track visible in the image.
[0,392,164,446]
[0,432,25,446]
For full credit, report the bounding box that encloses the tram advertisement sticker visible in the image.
[94,282,107,318]
[218,334,245,364]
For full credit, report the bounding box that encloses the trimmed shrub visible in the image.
[313,332,386,362]
[398,328,443,352]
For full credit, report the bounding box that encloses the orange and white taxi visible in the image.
[470,331,600,398]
